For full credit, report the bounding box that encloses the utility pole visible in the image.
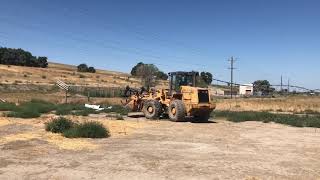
[228,56,236,99]
[287,78,290,94]
[280,75,283,93]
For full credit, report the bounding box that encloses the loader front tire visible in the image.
[143,100,162,119]
[168,100,186,122]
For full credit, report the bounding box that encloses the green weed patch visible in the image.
[1,99,129,118]
[45,117,74,133]
[63,121,110,138]
[213,111,320,128]
[0,102,17,111]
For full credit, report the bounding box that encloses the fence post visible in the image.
[65,90,68,103]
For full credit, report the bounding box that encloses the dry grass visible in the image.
[0,132,41,143]
[216,96,320,113]
[0,115,148,151]
[44,132,99,150]
[65,115,145,136]
[0,118,12,127]
[0,131,98,151]
[0,62,169,103]
[0,62,142,88]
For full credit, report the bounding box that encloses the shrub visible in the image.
[42,75,46,79]
[302,109,320,115]
[45,117,74,133]
[6,99,55,118]
[0,102,17,111]
[63,121,110,138]
[21,99,56,114]
[79,74,85,78]
[4,99,123,118]
[7,108,41,118]
[55,105,72,115]
[104,105,129,115]
[55,104,99,116]
[55,104,84,115]
[73,108,98,116]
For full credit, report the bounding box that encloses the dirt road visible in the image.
[0,117,320,179]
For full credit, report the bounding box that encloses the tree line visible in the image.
[77,63,96,73]
[0,47,48,68]
[130,62,213,88]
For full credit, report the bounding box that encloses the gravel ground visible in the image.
[1,118,320,180]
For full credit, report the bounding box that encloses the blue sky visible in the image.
[0,0,319,89]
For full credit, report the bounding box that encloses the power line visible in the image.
[56,6,210,57]
[212,77,313,92]
[0,3,216,66]
[0,17,210,70]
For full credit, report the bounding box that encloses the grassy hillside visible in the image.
[0,62,144,88]
[0,61,170,103]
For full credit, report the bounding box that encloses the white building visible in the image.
[239,84,254,96]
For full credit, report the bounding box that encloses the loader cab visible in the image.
[169,71,199,94]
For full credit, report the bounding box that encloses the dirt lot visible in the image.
[0,115,320,180]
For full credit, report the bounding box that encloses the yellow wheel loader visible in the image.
[124,71,216,122]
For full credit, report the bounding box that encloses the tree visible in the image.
[77,64,96,73]
[0,47,48,68]
[88,66,96,73]
[135,64,159,89]
[38,56,48,68]
[131,62,168,88]
[156,71,168,80]
[253,80,274,95]
[200,72,213,85]
[77,64,89,72]
[130,62,144,76]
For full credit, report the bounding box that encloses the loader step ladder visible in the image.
[56,80,70,103]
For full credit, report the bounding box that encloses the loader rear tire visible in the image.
[143,100,162,119]
[168,100,186,122]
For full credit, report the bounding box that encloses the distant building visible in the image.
[239,84,253,96]
[209,86,238,97]
[223,90,239,96]
[209,88,225,96]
